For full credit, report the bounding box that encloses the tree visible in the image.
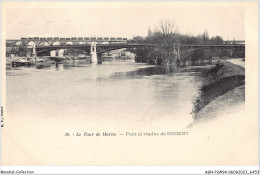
[147,26,152,37]
[130,20,229,65]
[159,19,178,64]
[202,29,210,44]
[130,36,145,43]
[210,36,224,44]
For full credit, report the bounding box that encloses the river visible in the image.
[6,61,203,129]
[5,60,256,165]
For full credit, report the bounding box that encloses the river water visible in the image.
[5,60,255,166]
[6,61,203,129]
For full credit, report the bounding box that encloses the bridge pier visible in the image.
[90,42,98,64]
[32,44,37,58]
[230,48,233,57]
[172,43,181,65]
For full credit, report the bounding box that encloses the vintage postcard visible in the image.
[0,1,258,171]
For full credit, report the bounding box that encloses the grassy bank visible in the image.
[192,60,245,122]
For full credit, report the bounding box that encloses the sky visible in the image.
[4,2,245,40]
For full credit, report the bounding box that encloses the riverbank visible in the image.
[190,59,245,126]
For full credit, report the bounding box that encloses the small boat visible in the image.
[12,58,31,67]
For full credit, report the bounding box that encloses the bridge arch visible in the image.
[51,41,61,46]
[64,41,73,45]
[38,41,50,46]
[78,41,86,45]
[36,47,89,55]
[96,44,155,54]
[15,41,23,46]
[26,41,35,47]
[101,42,110,44]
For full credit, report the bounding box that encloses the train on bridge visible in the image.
[20,37,128,42]
[7,37,128,47]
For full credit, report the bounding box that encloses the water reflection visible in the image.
[35,64,52,69]
[63,61,90,69]
[110,65,177,79]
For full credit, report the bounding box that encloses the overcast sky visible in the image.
[4,2,245,40]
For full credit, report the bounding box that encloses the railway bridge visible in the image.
[6,37,245,64]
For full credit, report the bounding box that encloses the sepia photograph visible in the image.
[0,1,258,172]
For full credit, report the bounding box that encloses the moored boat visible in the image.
[12,58,31,67]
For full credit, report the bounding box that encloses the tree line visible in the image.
[129,20,245,65]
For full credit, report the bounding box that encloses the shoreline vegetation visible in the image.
[190,59,245,126]
[130,20,245,66]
